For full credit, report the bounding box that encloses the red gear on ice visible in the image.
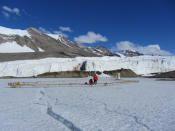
[93,74,98,81]
[89,79,93,85]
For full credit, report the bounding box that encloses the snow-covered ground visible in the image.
[0,77,175,131]
[0,56,175,77]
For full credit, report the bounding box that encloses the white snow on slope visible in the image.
[0,26,31,37]
[38,48,44,52]
[47,34,64,41]
[0,78,175,131]
[0,56,175,77]
[47,34,59,40]
[0,42,34,53]
[47,34,71,47]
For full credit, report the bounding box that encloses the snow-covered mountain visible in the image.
[0,26,119,62]
[1,26,175,77]
[119,50,144,57]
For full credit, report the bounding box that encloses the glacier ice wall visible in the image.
[0,56,175,77]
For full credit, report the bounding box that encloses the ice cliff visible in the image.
[0,56,175,77]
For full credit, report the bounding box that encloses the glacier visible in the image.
[0,55,175,77]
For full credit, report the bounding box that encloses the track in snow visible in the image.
[83,89,153,131]
[35,86,153,131]
[36,88,82,131]
[47,105,82,131]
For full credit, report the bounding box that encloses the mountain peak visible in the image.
[0,26,120,61]
[120,50,143,57]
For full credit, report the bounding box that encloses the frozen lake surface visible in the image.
[0,77,175,131]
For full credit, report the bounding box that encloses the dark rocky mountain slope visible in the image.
[0,26,120,61]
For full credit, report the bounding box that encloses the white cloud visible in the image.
[1,11,10,18]
[74,31,108,44]
[38,27,68,38]
[39,26,71,37]
[113,41,172,56]
[13,8,20,15]
[53,31,62,34]
[2,6,11,12]
[59,26,72,32]
[38,27,51,34]
[2,6,20,16]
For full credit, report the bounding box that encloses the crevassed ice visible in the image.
[0,56,175,77]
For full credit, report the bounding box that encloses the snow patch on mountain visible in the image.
[58,35,72,47]
[47,34,64,41]
[0,42,34,53]
[47,34,59,40]
[38,48,44,52]
[47,33,72,47]
[0,26,31,37]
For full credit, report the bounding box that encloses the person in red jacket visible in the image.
[93,73,98,85]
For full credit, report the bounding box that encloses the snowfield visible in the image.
[0,42,35,53]
[0,56,175,77]
[0,26,31,37]
[0,77,175,131]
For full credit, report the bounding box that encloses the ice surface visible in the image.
[0,78,175,131]
[0,42,35,53]
[0,56,175,77]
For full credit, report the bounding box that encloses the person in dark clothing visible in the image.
[89,79,93,85]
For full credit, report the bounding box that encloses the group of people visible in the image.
[89,73,98,85]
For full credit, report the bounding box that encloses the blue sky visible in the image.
[0,0,175,55]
